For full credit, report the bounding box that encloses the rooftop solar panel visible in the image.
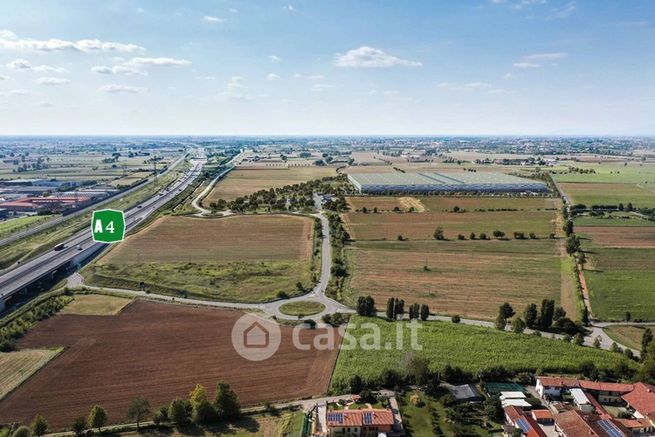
[363,412,373,425]
[516,417,531,433]
[598,420,624,437]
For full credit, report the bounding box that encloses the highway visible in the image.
[0,153,206,309]
[0,154,187,249]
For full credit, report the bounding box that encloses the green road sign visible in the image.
[91,209,125,243]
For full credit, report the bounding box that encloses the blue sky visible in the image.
[0,0,653,135]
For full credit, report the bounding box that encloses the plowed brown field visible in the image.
[0,301,341,429]
[577,226,655,248]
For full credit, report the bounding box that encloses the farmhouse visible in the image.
[347,171,548,194]
[503,406,548,437]
[535,376,634,403]
[622,382,655,421]
[325,409,396,437]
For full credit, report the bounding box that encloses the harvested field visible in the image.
[341,210,557,240]
[0,349,61,400]
[346,196,559,213]
[204,167,337,203]
[85,215,316,302]
[101,215,312,263]
[604,325,651,351]
[346,240,561,320]
[577,226,655,248]
[60,294,132,316]
[559,182,655,208]
[0,301,341,429]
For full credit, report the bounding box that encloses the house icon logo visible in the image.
[231,314,281,361]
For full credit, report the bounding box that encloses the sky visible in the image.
[0,0,653,136]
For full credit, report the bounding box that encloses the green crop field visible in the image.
[552,162,655,184]
[559,182,655,208]
[584,246,655,321]
[330,316,637,390]
[574,214,655,227]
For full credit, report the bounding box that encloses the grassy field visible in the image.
[345,240,561,320]
[346,196,560,213]
[279,301,326,316]
[60,294,132,316]
[552,162,655,184]
[204,167,337,203]
[330,316,637,390]
[109,171,152,188]
[0,348,61,400]
[559,182,655,208]
[574,214,655,227]
[341,210,557,241]
[126,411,305,437]
[85,215,317,302]
[604,325,650,351]
[584,246,655,320]
[0,215,54,239]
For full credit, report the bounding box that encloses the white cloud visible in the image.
[335,46,422,68]
[124,57,191,67]
[307,75,325,80]
[0,30,144,53]
[438,81,492,91]
[488,88,507,94]
[284,5,295,11]
[503,73,515,79]
[513,62,541,69]
[229,8,238,13]
[523,52,568,62]
[268,55,282,63]
[0,89,28,96]
[36,101,54,108]
[6,58,67,73]
[35,77,70,86]
[547,1,576,20]
[99,84,147,94]
[292,73,302,78]
[312,83,336,91]
[266,73,281,81]
[0,73,7,80]
[91,65,145,75]
[227,76,245,91]
[203,16,226,23]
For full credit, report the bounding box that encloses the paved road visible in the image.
[0,153,187,250]
[0,153,205,303]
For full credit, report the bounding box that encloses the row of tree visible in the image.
[494,300,582,336]
[385,298,430,321]
[8,381,241,437]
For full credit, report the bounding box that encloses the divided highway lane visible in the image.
[0,157,206,303]
[0,153,187,248]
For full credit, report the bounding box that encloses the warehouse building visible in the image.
[347,171,548,194]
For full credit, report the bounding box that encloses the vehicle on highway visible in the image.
[53,243,66,251]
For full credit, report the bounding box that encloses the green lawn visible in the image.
[552,163,655,184]
[279,301,326,316]
[399,390,501,437]
[585,247,655,321]
[331,316,637,391]
[604,325,650,351]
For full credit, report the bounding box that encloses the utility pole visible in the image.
[153,158,158,186]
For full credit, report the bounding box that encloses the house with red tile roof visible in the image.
[622,382,655,423]
[536,376,634,403]
[325,409,395,437]
[555,409,632,437]
[503,406,548,437]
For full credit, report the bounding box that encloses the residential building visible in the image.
[326,409,395,437]
[554,409,630,437]
[503,406,548,437]
[622,382,655,422]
